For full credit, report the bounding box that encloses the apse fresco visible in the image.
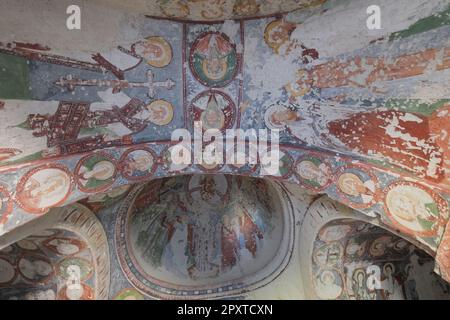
[114,175,291,299]
[0,229,96,300]
[311,219,450,300]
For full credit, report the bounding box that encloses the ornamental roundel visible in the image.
[189,31,239,88]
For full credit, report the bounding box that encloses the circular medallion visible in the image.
[146,100,174,126]
[18,254,54,284]
[0,185,12,224]
[233,0,260,16]
[132,36,173,68]
[190,90,236,131]
[120,148,156,182]
[161,145,191,173]
[294,154,332,192]
[334,165,379,209]
[16,164,73,214]
[0,257,16,286]
[189,32,239,88]
[57,257,94,281]
[75,152,117,193]
[383,181,448,237]
[313,269,344,300]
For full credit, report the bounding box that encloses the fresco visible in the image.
[115,175,292,299]
[311,219,450,300]
[142,0,328,21]
[0,229,96,300]
[0,0,449,291]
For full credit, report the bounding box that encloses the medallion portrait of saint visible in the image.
[190,32,239,87]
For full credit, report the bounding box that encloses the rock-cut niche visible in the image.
[115,175,293,299]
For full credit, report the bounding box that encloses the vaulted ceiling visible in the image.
[0,0,449,299]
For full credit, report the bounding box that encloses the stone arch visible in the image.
[0,203,110,300]
[298,195,449,299]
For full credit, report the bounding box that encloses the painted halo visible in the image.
[18,253,54,284]
[190,90,236,131]
[16,239,39,251]
[0,185,12,224]
[0,257,16,286]
[334,164,379,209]
[189,32,239,88]
[200,2,226,20]
[132,36,173,68]
[119,148,157,182]
[318,224,352,243]
[294,154,332,192]
[57,257,94,281]
[264,19,296,54]
[146,100,174,126]
[16,164,73,214]
[75,152,117,193]
[383,181,449,238]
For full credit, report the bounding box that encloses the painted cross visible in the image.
[55,70,175,98]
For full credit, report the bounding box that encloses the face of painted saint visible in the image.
[203,36,228,80]
[338,173,366,196]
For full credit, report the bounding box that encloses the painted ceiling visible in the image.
[98,0,328,21]
[0,0,449,299]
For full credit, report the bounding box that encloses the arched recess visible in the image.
[298,196,450,300]
[0,203,110,300]
[114,175,295,299]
